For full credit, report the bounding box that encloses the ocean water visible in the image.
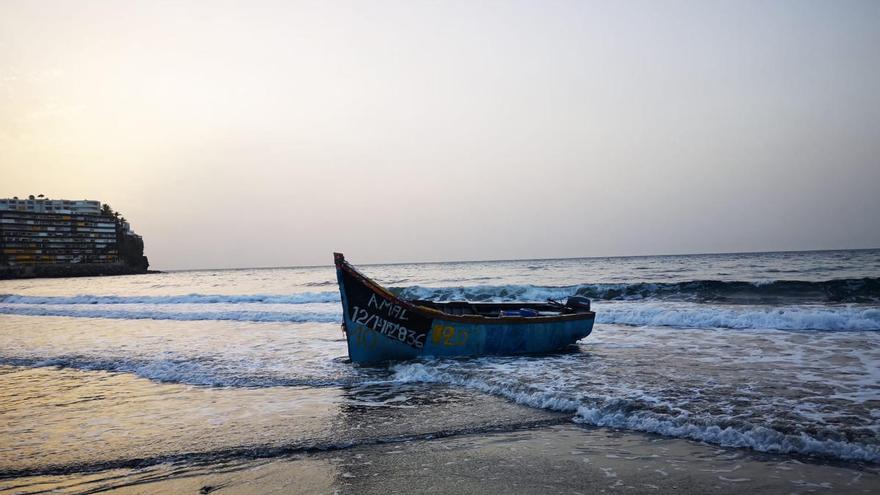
[1,249,879,481]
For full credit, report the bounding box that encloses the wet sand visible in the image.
[1,366,877,494]
[3,424,877,494]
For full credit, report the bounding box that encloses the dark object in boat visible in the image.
[566,296,591,311]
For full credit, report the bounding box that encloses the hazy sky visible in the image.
[2,0,879,269]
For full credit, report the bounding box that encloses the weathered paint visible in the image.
[335,253,594,365]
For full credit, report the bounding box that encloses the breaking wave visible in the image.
[1,301,878,331]
[2,278,877,309]
[0,305,341,323]
[595,302,880,331]
[390,361,880,463]
[396,277,880,304]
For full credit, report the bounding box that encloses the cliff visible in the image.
[118,231,150,271]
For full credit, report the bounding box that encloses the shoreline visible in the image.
[4,365,875,493]
[3,424,876,494]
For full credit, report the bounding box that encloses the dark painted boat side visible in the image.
[334,253,595,364]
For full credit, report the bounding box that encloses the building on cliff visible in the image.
[0,197,102,215]
[0,196,148,278]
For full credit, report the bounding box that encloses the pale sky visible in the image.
[2,0,879,269]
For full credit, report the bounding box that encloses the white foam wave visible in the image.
[0,355,356,388]
[595,302,880,331]
[0,292,340,305]
[397,278,880,304]
[389,362,880,463]
[0,305,341,323]
[398,284,580,302]
[573,406,880,463]
[2,297,878,331]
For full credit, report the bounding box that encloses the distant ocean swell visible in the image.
[390,362,880,463]
[2,278,878,307]
[1,301,878,331]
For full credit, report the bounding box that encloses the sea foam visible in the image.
[0,304,341,323]
[2,300,877,331]
[0,292,340,305]
[389,361,880,463]
[397,278,880,304]
[595,302,880,331]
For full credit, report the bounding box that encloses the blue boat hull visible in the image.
[334,253,595,365]
[345,315,594,364]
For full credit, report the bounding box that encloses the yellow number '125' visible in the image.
[432,324,468,347]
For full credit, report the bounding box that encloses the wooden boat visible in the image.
[334,253,596,364]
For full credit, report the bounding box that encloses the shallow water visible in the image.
[1,249,879,480]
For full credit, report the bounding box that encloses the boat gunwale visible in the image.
[335,254,596,325]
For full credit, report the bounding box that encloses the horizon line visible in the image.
[160,246,880,273]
